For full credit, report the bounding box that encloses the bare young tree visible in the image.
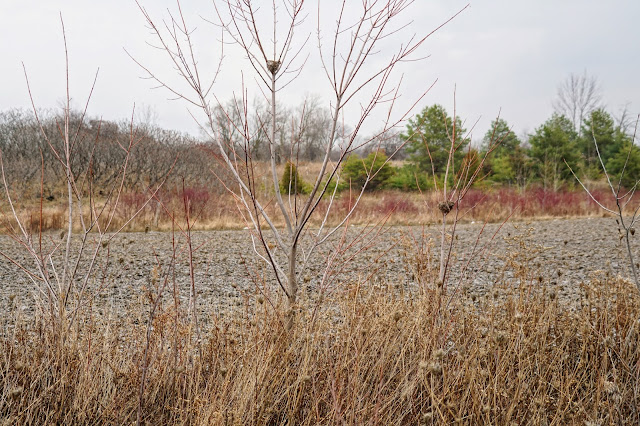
[427,100,497,288]
[615,102,636,137]
[133,0,467,327]
[567,115,640,293]
[0,16,164,339]
[294,95,332,161]
[553,71,602,132]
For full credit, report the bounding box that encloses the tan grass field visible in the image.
[5,186,615,235]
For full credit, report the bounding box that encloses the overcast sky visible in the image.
[1,0,638,142]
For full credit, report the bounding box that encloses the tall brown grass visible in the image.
[2,240,639,424]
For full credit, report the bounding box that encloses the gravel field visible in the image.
[1,216,638,323]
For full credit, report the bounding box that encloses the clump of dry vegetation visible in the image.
[2,251,639,424]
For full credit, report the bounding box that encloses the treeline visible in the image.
[1,81,636,198]
[341,72,639,192]
[0,96,342,198]
[212,96,336,163]
[338,103,639,193]
[0,108,231,198]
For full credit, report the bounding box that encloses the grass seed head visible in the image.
[433,348,445,360]
[421,411,433,423]
[603,380,618,395]
[428,362,443,375]
[494,332,508,346]
[10,387,23,400]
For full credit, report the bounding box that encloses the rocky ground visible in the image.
[1,216,638,325]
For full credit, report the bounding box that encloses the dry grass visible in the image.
[3,186,616,235]
[0,157,617,233]
[2,241,639,425]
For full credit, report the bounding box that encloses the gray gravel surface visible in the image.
[1,217,638,322]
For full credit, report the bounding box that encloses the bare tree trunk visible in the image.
[566,115,640,294]
[439,213,447,284]
[624,229,640,292]
[270,69,292,234]
[286,242,298,329]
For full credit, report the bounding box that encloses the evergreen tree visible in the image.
[280,161,308,194]
[401,104,469,174]
[606,141,640,189]
[341,151,395,191]
[482,118,520,153]
[481,118,530,186]
[529,114,579,189]
[580,108,627,171]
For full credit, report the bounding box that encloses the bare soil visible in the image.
[1,217,638,324]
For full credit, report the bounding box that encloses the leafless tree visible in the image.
[0,16,164,338]
[0,105,232,198]
[567,115,640,293]
[429,100,497,287]
[615,102,638,138]
[133,0,467,327]
[553,71,602,132]
[294,95,333,161]
[361,128,406,159]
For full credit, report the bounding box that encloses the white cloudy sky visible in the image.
[1,0,638,141]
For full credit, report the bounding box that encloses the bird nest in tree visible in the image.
[266,60,281,75]
[437,201,455,215]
